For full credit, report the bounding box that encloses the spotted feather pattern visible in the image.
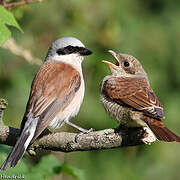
[102,77,164,119]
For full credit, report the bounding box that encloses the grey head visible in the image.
[45,37,92,60]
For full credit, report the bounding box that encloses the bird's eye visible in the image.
[66,46,74,52]
[123,61,130,67]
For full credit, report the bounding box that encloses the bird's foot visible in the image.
[75,128,94,143]
[141,127,157,145]
[81,127,94,134]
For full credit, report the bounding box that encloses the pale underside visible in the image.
[48,78,84,129]
[100,93,157,144]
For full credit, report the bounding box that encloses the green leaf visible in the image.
[0,150,63,180]
[0,146,85,179]
[0,6,23,32]
[0,23,11,45]
[61,163,86,180]
[29,155,62,179]
[0,6,23,46]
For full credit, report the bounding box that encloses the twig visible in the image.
[0,0,42,8]
[1,0,6,6]
[2,38,42,66]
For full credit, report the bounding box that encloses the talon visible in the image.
[80,127,94,134]
[75,128,94,142]
[85,128,94,133]
[141,127,156,144]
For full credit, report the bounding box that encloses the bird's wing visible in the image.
[102,77,164,119]
[22,60,81,141]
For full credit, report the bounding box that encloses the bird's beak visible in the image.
[79,48,93,56]
[102,50,120,71]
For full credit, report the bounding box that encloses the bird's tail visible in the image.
[0,117,38,171]
[142,116,180,142]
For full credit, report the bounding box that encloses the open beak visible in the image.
[102,50,120,71]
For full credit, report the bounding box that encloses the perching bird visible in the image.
[0,37,93,170]
[100,50,180,144]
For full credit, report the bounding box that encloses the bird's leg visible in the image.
[65,120,94,133]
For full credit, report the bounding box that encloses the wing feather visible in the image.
[103,77,164,119]
[22,60,81,141]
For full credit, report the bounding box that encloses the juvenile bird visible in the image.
[100,50,180,144]
[0,37,93,170]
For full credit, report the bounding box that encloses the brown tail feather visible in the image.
[142,116,180,142]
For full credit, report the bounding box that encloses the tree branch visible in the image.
[0,125,145,154]
[0,0,42,8]
[1,0,6,6]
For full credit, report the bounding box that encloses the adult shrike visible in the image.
[1,37,93,170]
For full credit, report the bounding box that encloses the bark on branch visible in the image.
[0,125,145,154]
[0,0,42,8]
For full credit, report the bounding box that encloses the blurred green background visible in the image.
[1,0,180,179]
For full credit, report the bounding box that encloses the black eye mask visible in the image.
[56,46,93,56]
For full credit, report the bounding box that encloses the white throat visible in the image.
[51,54,84,72]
